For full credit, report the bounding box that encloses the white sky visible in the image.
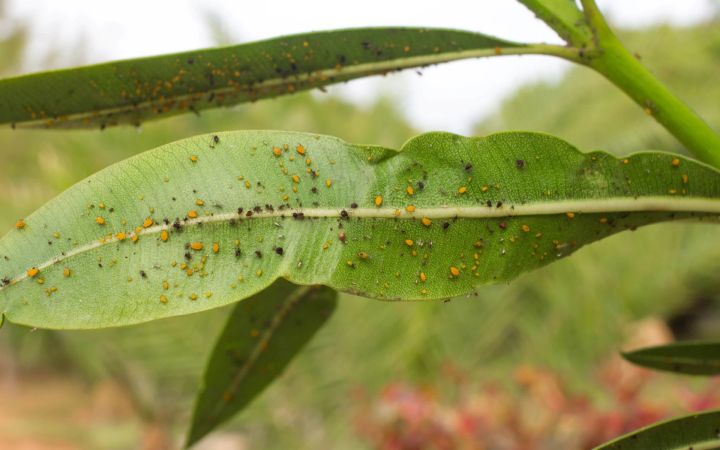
[5,0,716,133]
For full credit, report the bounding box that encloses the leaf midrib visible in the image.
[3,195,719,290]
[202,285,311,428]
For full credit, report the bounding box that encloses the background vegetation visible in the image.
[1,6,720,449]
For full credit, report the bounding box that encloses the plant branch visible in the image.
[579,0,611,39]
[575,0,720,168]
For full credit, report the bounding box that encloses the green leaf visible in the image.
[1,130,719,329]
[0,28,545,129]
[594,409,720,450]
[517,0,593,46]
[622,341,720,376]
[186,279,336,448]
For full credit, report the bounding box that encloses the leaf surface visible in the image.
[186,279,336,448]
[595,410,720,450]
[623,341,720,376]
[0,28,530,129]
[1,130,719,329]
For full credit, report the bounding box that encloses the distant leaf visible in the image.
[1,130,719,329]
[517,0,593,45]
[622,341,720,376]
[594,409,720,450]
[186,280,336,447]
[0,28,534,129]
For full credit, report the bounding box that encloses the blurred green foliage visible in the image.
[1,15,720,450]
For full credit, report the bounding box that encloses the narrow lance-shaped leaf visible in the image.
[186,279,337,448]
[595,409,720,450]
[1,130,719,329]
[622,341,720,376]
[0,28,571,129]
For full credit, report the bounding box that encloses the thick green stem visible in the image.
[578,0,720,168]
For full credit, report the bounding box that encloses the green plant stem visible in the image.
[578,0,720,168]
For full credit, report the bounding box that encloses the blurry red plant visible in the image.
[352,357,720,450]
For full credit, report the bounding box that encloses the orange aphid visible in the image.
[116,232,127,241]
[406,205,416,213]
[450,266,460,277]
[272,147,282,157]
[374,195,383,206]
[458,186,467,194]
[15,219,25,229]
[405,239,414,247]
[188,210,199,219]
[190,242,204,251]
[95,216,105,225]
[63,267,71,278]
[212,242,220,253]
[421,217,432,227]
[160,230,169,242]
[296,144,306,155]
[27,267,39,278]
[419,272,427,282]
[406,186,414,196]
[143,218,154,228]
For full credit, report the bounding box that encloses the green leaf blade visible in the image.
[595,410,720,450]
[186,280,336,448]
[0,28,526,129]
[622,341,720,376]
[1,130,719,329]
